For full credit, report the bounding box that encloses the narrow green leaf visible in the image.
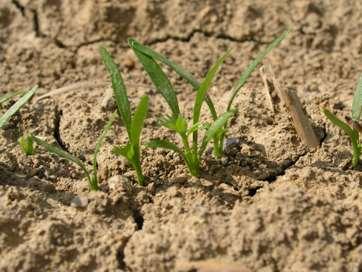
[147,139,183,156]
[130,44,180,116]
[128,38,218,120]
[322,108,356,138]
[32,135,91,182]
[129,38,199,89]
[130,96,149,147]
[199,110,236,156]
[175,115,188,134]
[0,90,26,106]
[0,86,37,129]
[193,52,229,151]
[92,111,118,183]
[227,29,289,110]
[100,47,132,133]
[112,144,134,161]
[352,76,362,122]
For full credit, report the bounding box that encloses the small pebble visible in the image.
[71,196,88,208]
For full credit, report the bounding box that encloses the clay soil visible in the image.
[0,0,362,271]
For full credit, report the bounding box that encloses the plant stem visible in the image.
[89,175,100,191]
[213,137,223,158]
[351,129,360,168]
[133,158,145,186]
[181,133,200,176]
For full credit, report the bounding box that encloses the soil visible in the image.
[0,0,361,271]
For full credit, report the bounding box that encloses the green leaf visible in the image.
[186,122,204,136]
[32,135,93,187]
[92,111,118,185]
[175,115,188,134]
[129,38,199,89]
[112,144,134,161]
[0,86,37,129]
[352,76,362,122]
[0,90,26,106]
[130,95,149,147]
[193,51,229,151]
[199,110,236,156]
[100,47,132,133]
[322,108,356,138]
[129,42,180,117]
[147,139,183,157]
[227,29,289,110]
[18,134,34,156]
[128,38,218,120]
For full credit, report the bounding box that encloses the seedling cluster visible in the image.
[3,30,289,190]
[8,29,358,191]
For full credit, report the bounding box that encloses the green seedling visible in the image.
[129,29,288,158]
[323,76,362,168]
[100,47,149,186]
[131,44,234,176]
[0,86,37,129]
[19,112,117,191]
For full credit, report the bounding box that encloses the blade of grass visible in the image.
[322,109,356,138]
[32,135,94,189]
[130,96,149,147]
[199,110,236,156]
[352,76,362,122]
[100,47,132,134]
[128,38,218,120]
[92,111,118,188]
[323,108,361,168]
[227,29,289,110]
[0,90,26,106]
[192,52,229,152]
[0,86,37,129]
[131,48,180,116]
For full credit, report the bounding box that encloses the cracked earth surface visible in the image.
[1,0,362,271]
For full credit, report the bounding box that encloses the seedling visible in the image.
[19,112,117,191]
[323,76,362,168]
[128,29,288,157]
[130,43,234,176]
[0,86,37,129]
[100,47,149,186]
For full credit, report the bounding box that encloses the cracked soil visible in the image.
[0,0,362,271]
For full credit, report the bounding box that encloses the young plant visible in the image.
[323,76,362,168]
[131,44,234,176]
[100,47,149,186]
[19,112,117,191]
[0,86,37,129]
[128,29,288,157]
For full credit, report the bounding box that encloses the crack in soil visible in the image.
[116,207,144,270]
[53,106,68,152]
[11,0,25,16]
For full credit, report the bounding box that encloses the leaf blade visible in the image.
[352,76,362,122]
[130,43,180,116]
[32,135,91,181]
[130,95,149,147]
[322,108,356,138]
[128,38,218,120]
[100,47,132,133]
[199,110,236,156]
[192,52,229,151]
[0,86,37,129]
[227,29,289,110]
